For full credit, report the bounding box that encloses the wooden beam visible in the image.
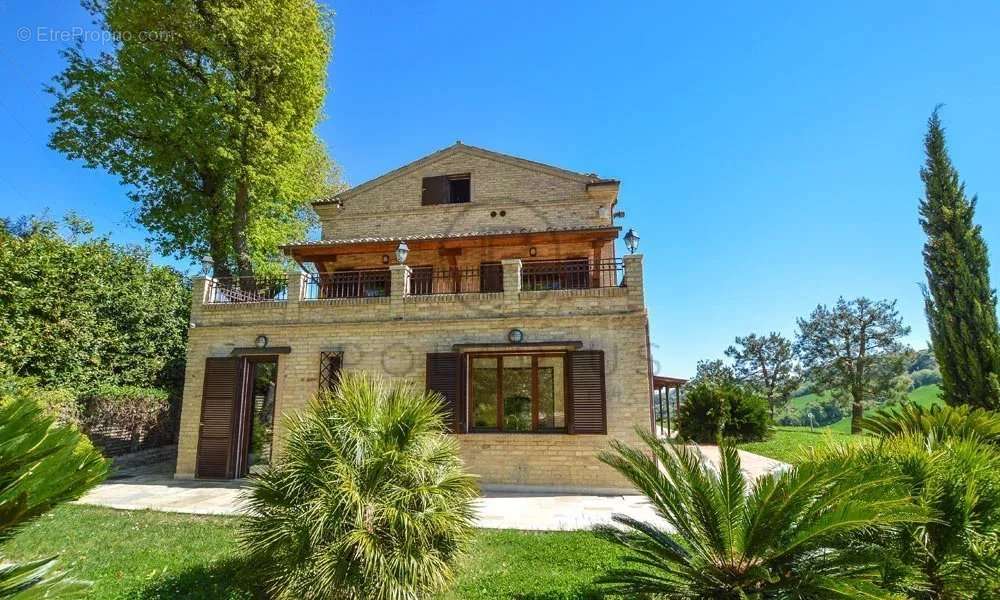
[284,228,620,261]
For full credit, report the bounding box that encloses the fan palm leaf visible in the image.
[597,431,927,599]
[238,371,478,600]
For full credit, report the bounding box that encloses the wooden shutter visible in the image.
[426,352,466,432]
[568,350,606,434]
[421,175,449,205]
[196,357,240,478]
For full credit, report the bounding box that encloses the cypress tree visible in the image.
[919,108,1000,409]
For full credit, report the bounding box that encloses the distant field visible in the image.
[740,385,945,463]
[786,384,943,433]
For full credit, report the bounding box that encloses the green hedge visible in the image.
[677,382,771,443]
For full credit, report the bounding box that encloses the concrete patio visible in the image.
[78,446,787,531]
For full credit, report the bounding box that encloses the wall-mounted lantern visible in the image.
[255,335,269,349]
[623,228,640,254]
[201,255,214,276]
[395,241,410,264]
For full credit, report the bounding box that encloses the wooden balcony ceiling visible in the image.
[282,226,620,259]
[653,375,688,388]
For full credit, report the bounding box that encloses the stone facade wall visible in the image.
[176,256,651,493]
[314,148,616,241]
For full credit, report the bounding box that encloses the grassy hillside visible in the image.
[739,385,947,463]
[785,384,943,433]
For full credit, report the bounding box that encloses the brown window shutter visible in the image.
[421,175,449,205]
[568,350,606,434]
[426,352,466,432]
[196,357,240,478]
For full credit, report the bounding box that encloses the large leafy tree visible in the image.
[688,358,737,387]
[725,332,799,418]
[796,297,911,434]
[919,108,1000,410]
[49,0,337,278]
[596,434,926,599]
[0,215,189,392]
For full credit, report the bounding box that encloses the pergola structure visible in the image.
[652,375,687,437]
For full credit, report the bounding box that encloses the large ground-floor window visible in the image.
[470,353,566,432]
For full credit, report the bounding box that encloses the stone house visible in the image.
[174,143,654,492]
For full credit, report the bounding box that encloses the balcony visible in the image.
[206,276,289,303]
[194,255,644,327]
[304,270,391,300]
[202,257,634,305]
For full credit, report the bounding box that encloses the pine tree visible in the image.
[919,108,1000,409]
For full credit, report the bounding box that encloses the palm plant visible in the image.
[0,389,109,598]
[238,371,478,600]
[861,402,1000,444]
[857,404,1000,598]
[597,431,926,599]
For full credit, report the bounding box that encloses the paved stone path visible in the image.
[78,446,787,531]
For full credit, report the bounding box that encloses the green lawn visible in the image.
[738,426,869,464]
[2,505,626,600]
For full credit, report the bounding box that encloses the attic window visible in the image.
[422,174,471,205]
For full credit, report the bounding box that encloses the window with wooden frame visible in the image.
[469,353,567,433]
[421,174,471,205]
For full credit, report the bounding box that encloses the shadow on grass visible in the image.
[130,556,266,600]
[513,587,606,600]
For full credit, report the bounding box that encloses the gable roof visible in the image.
[313,142,618,206]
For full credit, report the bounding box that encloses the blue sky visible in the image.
[1,1,998,377]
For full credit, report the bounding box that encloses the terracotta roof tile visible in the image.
[281,225,619,249]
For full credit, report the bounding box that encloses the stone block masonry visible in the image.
[176,255,652,493]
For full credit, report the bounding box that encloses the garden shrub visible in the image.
[0,374,82,428]
[909,368,942,389]
[852,434,1000,598]
[596,434,925,598]
[0,215,189,393]
[85,385,170,452]
[677,382,770,443]
[238,371,478,600]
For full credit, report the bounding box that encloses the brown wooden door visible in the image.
[196,357,240,479]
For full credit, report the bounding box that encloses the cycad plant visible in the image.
[861,402,1000,445]
[859,404,1000,598]
[238,371,478,600]
[0,389,109,598]
[855,434,1000,599]
[597,431,926,599]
